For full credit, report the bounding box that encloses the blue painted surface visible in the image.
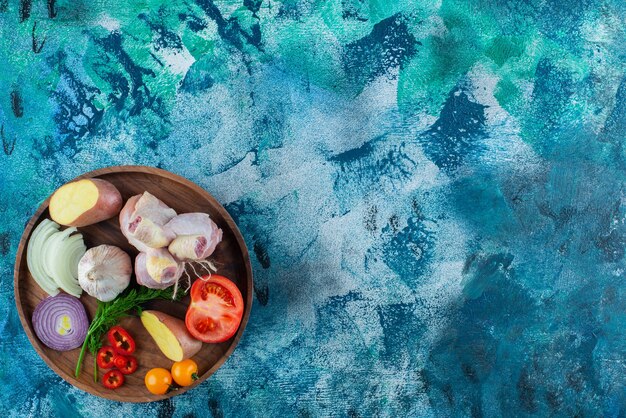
[1,0,625,416]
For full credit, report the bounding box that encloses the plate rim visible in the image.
[13,165,254,403]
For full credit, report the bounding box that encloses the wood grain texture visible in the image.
[13,166,253,403]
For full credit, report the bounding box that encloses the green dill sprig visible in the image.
[74,286,185,380]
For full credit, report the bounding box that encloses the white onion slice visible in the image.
[26,219,86,297]
[44,228,85,297]
[42,227,75,278]
[26,220,61,296]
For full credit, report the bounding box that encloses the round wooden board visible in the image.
[13,166,253,402]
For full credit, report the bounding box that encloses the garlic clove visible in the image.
[78,245,132,302]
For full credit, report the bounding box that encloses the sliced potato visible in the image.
[141,310,202,361]
[49,179,122,227]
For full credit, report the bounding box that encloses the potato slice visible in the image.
[49,179,122,227]
[140,310,202,361]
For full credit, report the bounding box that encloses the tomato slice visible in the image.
[113,354,138,375]
[102,369,125,389]
[185,275,244,343]
[107,326,136,355]
[96,346,116,369]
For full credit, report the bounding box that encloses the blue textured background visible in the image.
[1,0,626,416]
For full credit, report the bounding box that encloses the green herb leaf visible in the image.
[75,286,185,378]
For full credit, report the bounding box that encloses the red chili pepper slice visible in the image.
[102,369,125,389]
[107,326,136,355]
[113,354,138,375]
[96,346,116,369]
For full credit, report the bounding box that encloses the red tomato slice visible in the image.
[185,275,244,343]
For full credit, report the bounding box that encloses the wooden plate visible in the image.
[13,166,253,402]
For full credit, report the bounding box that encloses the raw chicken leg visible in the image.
[165,213,223,260]
[135,249,183,289]
[119,192,177,251]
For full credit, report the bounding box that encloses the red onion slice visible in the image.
[32,293,89,351]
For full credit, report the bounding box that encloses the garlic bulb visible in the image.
[78,245,132,302]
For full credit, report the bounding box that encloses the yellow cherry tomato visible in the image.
[145,368,173,395]
[171,359,199,387]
